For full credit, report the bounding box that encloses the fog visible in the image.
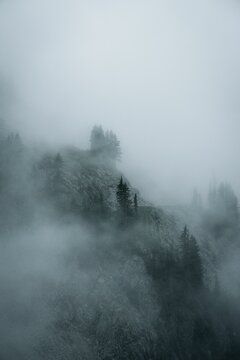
[1,3,240,356]
[1,0,240,203]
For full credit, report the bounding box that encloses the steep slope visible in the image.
[62,146,147,210]
[56,147,179,245]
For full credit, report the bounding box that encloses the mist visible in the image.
[1,2,240,359]
[1,0,240,204]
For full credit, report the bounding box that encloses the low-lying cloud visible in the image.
[1,0,240,204]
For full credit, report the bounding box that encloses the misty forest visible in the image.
[0,122,239,360]
[1,0,240,359]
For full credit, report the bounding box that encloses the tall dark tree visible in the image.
[116,177,124,209]
[134,193,138,215]
[116,177,132,220]
[122,182,131,215]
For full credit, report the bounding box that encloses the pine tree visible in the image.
[134,193,138,215]
[116,177,124,210]
[122,182,131,215]
[116,177,132,220]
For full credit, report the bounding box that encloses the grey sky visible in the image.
[0,0,240,204]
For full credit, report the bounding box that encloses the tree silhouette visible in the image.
[134,193,138,215]
[116,177,132,220]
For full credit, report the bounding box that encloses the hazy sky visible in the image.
[1,0,240,204]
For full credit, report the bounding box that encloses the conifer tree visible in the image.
[122,182,131,215]
[134,193,138,215]
[116,177,132,219]
[117,177,124,209]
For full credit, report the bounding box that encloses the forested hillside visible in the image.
[0,125,240,360]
